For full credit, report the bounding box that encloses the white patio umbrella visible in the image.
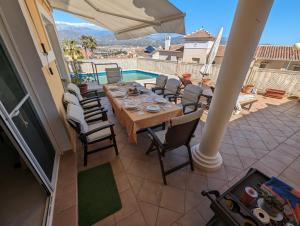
[49,0,185,39]
[200,27,223,76]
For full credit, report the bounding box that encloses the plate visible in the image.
[124,103,138,110]
[146,105,161,113]
[155,97,168,104]
[111,91,126,98]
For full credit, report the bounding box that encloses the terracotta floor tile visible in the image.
[139,201,159,226]
[160,186,185,213]
[176,209,206,226]
[138,180,163,205]
[92,215,115,226]
[156,208,182,226]
[117,211,146,226]
[184,191,203,213]
[114,189,138,222]
[115,173,130,193]
[127,174,144,195]
[186,173,207,194]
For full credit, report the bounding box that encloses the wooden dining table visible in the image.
[103,82,183,143]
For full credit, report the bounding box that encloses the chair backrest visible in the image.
[66,103,88,134]
[182,84,203,105]
[164,109,203,148]
[63,92,80,108]
[165,78,180,94]
[156,75,168,88]
[179,76,192,87]
[105,67,122,84]
[67,83,83,101]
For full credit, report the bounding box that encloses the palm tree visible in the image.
[80,35,97,58]
[61,39,81,60]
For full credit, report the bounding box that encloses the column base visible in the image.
[191,144,223,171]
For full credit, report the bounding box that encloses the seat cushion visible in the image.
[83,100,101,108]
[87,121,111,142]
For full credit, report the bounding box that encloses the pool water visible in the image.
[79,70,158,84]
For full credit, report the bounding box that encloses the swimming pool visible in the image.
[78,70,158,84]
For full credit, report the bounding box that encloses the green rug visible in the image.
[78,163,122,226]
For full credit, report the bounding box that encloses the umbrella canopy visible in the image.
[200,27,223,75]
[49,0,185,39]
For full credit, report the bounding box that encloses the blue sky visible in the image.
[53,0,300,45]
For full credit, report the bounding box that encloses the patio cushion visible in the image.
[83,100,101,108]
[170,109,203,127]
[67,103,88,133]
[64,92,80,106]
[164,78,180,94]
[87,121,111,142]
[67,83,84,101]
[156,75,168,88]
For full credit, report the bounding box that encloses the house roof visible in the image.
[255,45,300,61]
[169,44,184,52]
[184,29,215,41]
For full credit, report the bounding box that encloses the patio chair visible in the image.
[162,78,181,100]
[63,92,107,123]
[144,74,168,94]
[105,67,122,84]
[146,109,203,185]
[67,103,118,166]
[67,82,100,100]
[170,84,203,114]
[66,84,103,110]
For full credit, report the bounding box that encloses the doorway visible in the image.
[0,121,49,226]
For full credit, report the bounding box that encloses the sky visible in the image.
[53,0,300,45]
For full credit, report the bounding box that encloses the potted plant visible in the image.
[71,69,88,94]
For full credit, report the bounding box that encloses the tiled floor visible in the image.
[77,96,300,226]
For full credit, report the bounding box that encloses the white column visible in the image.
[192,0,274,170]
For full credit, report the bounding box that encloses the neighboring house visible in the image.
[182,28,215,63]
[152,45,184,61]
[254,45,300,70]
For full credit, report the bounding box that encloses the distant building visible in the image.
[164,36,171,50]
[254,45,300,71]
[182,29,215,63]
[144,45,156,53]
[152,44,184,61]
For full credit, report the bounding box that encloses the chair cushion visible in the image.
[170,109,204,127]
[67,83,83,101]
[64,92,80,106]
[82,100,101,108]
[67,104,88,133]
[182,84,203,105]
[87,121,111,142]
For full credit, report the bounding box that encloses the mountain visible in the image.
[55,21,184,46]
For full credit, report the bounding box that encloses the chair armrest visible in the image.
[83,123,114,136]
[182,103,198,114]
[80,96,101,103]
[84,107,104,114]
[147,128,164,148]
[81,90,98,97]
[144,82,155,88]
[85,110,108,119]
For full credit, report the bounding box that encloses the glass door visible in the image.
[0,36,55,190]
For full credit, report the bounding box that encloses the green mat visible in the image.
[78,163,122,226]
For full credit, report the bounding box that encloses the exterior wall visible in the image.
[183,41,213,63]
[0,0,73,152]
[246,67,300,96]
[254,59,300,70]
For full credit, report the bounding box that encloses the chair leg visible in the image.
[146,141,154,155]
[157,149,167,185]
[187,145,194,171]
[110,127,119,156]
[83,143,88,166]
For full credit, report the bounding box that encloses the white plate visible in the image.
[146,105,161,113]
[155,97,168,104]
[111,91,126,98]
[124,103,138,110]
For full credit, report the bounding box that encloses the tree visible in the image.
[61,39,81,60]
[80,35,97,58]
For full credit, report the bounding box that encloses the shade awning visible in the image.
[49,0,185,39]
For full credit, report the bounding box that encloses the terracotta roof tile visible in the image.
[184,29,215,41]
[255,45,300,61]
